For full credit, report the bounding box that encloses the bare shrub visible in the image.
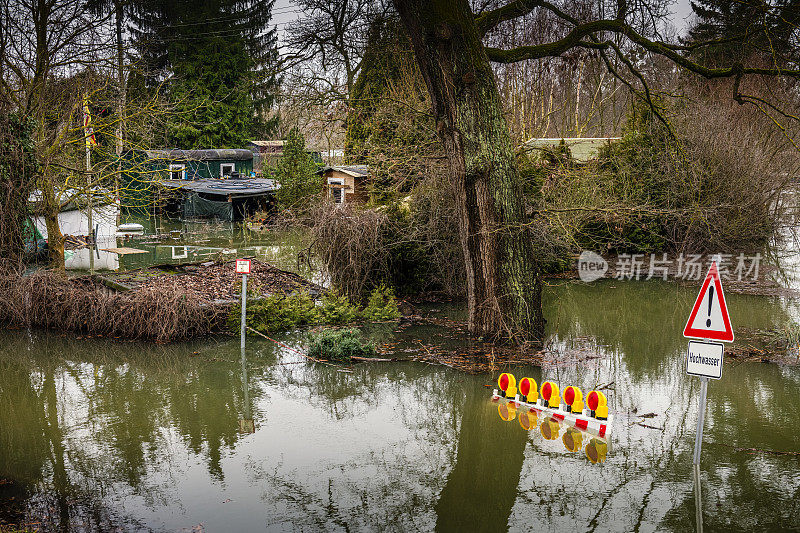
[0,272,225,342]
[309,183,465,301]
[309,203,393,299]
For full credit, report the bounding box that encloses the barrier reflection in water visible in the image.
[518,407,538,430]
[562,427,583,452]
[494,400,610,463]
[584,438,608,464]
[540,417,561,441]
[498,401,517,421]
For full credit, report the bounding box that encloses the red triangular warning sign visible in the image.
[683,261,734,342]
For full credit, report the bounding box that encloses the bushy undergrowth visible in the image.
[537,101,790,255]
[231,292,318,334]
[318,290,359,325]
[310,182,464,302]
[307,328,376,361]
[361,284,401,320]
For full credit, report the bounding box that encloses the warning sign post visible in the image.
[684,260,733,468]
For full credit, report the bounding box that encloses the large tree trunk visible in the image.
[40,178,64,269]
[115,1,126,223]
[393,0,544,341]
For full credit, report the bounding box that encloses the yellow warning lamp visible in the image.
[563,386,584,414]
[497,372,517,398]
[562,427,583,452]
[518,408,538,431]
[585,438,608,464]
[586,390,608,420]
[540,417,561,440]
[540,381,561,409]
[498,401,517,422]
[518,377,538,403]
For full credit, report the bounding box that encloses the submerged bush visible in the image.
[0,272,224,342]
[318,290,359,325]
[361,284,400,321]
[231,288,399,334]
[307,328,376,361]
[230,292,318,334]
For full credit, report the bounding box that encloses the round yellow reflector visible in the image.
[498,373,516,393]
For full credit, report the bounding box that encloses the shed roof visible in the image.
[248,140,285,148]
[520,137,620,163]
[161,178,279,198]
[146,149,253,161]
[322,165,369,178]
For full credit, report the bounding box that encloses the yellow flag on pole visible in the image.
[83,96,97,148]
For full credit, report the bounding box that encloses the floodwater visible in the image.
[2,277,800,532]
[68,216,314,280]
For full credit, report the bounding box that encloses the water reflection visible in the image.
[693,463,704,533]
[114,217,315,279]
[2,280,800,531]
[239,341,255,434]
[562,427,583,453]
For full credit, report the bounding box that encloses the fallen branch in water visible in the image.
[245,326,338,366]
[710,442,800,457]
[636,422,665,431]
[350,356,395,362]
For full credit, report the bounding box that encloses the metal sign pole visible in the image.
[240,273,248,352]
[693,376,708,465]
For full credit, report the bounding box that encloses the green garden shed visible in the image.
[146,149,254,179]
[120,149,255,215]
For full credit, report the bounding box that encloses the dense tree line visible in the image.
[0,0,282,270]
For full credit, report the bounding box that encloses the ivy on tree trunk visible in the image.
[393,0,544,341]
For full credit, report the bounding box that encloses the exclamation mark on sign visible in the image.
[706,286,714,327]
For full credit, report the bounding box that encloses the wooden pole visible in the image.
[86,138,94,274]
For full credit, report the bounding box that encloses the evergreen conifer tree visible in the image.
[275,128,320,207]
[130,0,280,148]
[687,0,800,65]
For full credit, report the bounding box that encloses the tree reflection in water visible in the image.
[2,279,800,531]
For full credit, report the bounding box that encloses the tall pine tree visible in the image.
[130,0,280,148]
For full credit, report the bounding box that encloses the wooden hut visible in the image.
[320,165,370,205]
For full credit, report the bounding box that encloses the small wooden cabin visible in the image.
[120,148,256,216]
[320,165,369,205]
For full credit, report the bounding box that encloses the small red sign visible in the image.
[683,261,734,342]
[235,259,251,274]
